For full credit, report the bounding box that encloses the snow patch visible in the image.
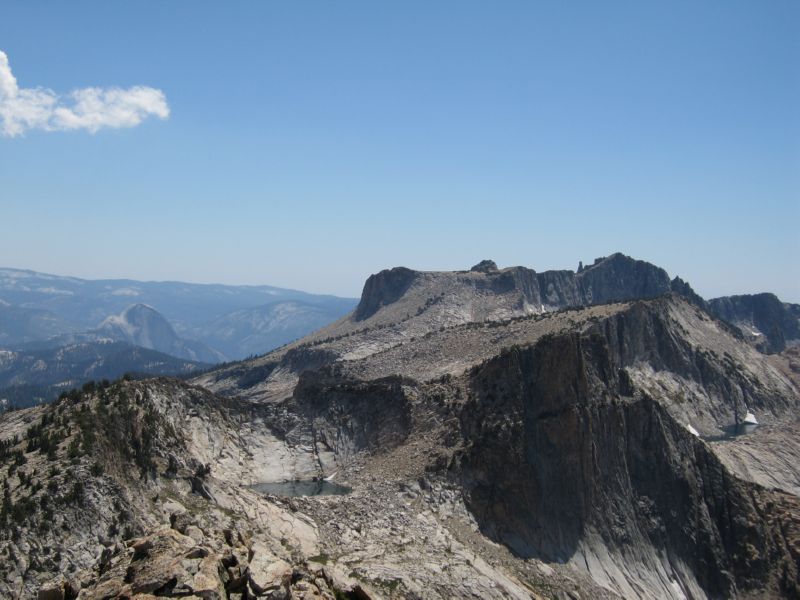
[35,287,74,295]
[110,287,142,296]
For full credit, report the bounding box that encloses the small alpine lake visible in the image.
[703,422,758,442]
[251,480,352,497]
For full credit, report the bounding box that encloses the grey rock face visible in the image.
[709,293,800,353]
[98,303,222,363]
[537,270,581,307]
[353,266,419,321]
[470,259,499,273]
[351,253,693,327]
[98,304,177,350]
[199,280,800,597]
[457,304,800,597]
[293,371,412,462]
[575,252,672,304]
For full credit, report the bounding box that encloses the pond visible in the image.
[251,480,352,497]
[703,422,758,442]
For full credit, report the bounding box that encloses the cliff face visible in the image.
[353,267,419,321]
[190,247,800,598]
[457,319,800,598]
[575,253,673,304]
[353,253,692,326]
[537,269,582,307]
[292,371,413,463]
[279,294,799,599]
[97,303,223,363]
[709,293,800,353]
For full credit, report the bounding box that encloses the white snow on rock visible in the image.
[744,410,758,425]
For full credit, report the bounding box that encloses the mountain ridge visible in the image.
[97,303,223,363]
[0,267,358,360]
[0,340,207,408]
[708,292,800,354]
[195,287,800,598]
[354,252,699,323]
[2,253,799,599]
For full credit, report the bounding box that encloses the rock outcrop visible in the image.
[353,267,419,321]
[0,378,326,599]
[82,521,355,600]
[709,293,800,353]
[197,287,799,598]
[457,305,800,597]
[98,303,223,363]
[293,371,413,462]
[470,259,499,273]
[352,253,695,328]
[576,253,672,304]
[669,275,707,309]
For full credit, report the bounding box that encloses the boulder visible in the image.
[247,543,292,596]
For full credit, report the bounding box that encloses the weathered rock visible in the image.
[191,555,226,599]
[185,525,205,544]
[247,543,292,596]
[709,292,800,353]
[470,259,499,273]
[354,266,419,321]
[170,512,196,535]
[458,308,799,597]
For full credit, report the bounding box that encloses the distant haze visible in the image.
[5,252,798,305]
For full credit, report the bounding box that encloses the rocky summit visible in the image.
[1,254,799,599]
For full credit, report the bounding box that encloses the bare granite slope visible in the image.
[196,253,696,403]
[192,288,800,598]
[3,257,800,600]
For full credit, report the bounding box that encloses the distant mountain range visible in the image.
[0,268,357,407]
[707,293,800,354]
[186,300,354,359]
[0,340,207,409]
[0,300,78,346]
[1,259,797,411]
[0,268,358,360]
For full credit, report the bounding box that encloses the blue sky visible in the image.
[1,1,798,300]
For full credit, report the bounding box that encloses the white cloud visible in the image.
[0,51,169,137]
